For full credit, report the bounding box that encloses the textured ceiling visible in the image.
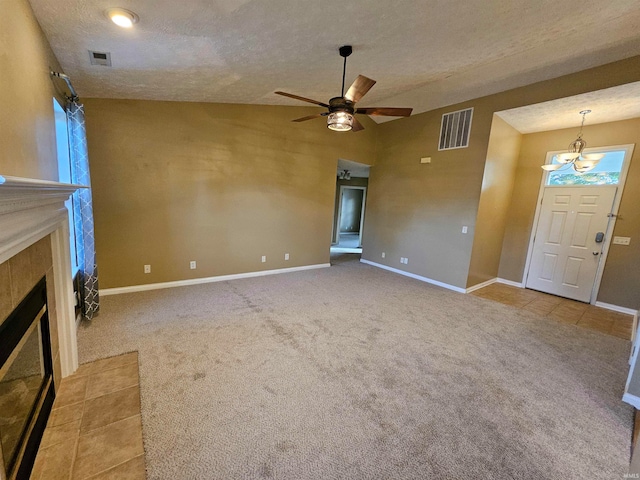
[30,0,640,122]
[496,82,640,133]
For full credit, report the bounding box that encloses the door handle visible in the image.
[595,232,605,243]
[593,251,600,256]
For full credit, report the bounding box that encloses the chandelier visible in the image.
[541,110,604,173]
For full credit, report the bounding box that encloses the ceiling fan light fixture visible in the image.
[327,111,353,132]
[106,8,139,28]
[275,46,412,132]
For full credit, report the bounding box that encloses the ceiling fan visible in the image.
[275,45,413,132]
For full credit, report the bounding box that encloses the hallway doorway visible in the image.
[336,186,366,251]
[331,159,370,255]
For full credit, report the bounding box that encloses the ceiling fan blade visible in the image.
[275,91,329,108]
[292,112,328,122]
[351,116,365,132]
[356,107,413,117]
[345,75,376,103]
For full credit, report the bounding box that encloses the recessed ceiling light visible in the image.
[105,8,139,28]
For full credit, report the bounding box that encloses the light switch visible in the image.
[420,157,431,164]
[462,226,468,234]
[613,236,631,245]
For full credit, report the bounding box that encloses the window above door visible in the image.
[546,149,625,186]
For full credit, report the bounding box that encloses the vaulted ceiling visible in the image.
[30,0,640,123]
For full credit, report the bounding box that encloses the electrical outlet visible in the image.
[613,236,631,245]
[420,157,431,164]
[381,252,385,259]
[404,257,409,264]
[144,264,151,274]
[190,261,196,269]
[261,256,267,263]
[462,226,468,234]
[285,253,290,260]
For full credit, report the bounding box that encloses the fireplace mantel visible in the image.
[0,175,83,265]
[0,174,84,377]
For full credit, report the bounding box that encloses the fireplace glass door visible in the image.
[0,277,54,479]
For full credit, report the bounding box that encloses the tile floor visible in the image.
[471,282,634,340]
[30,352,146,479]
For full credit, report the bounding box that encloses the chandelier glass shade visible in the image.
[327,111,354,131]
[541,110,603,173]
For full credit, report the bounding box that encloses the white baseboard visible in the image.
[360,259,466,293]
[622,393,640,410]
[496,278,525,288]
[594,301,638,316]
[465,278,497,293]
[100,263,331,296]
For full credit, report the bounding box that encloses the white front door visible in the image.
[525,186,617,302]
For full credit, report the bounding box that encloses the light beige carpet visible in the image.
[78,254,633,479]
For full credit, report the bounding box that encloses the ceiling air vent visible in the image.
[89,50,112,67]
[438,107,473,151]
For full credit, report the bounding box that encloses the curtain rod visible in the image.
[50,71,79,101]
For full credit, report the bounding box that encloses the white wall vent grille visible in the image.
[89,50,112,67]
[438,107,473,151]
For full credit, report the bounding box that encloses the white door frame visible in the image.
[336,186,367,248]
[522,144,635,304]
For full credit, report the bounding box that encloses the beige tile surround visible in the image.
[30,352,146,480]
[0,236,63,390]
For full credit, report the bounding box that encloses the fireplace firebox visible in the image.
[0,277,55,480]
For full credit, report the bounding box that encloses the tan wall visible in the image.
[364,105,487,287]
[84,99,377,288]
[332,177,369,244]
[0,0,65,181]
[498,118,640,309]
[362,56,640,289]
[467,115,522,287]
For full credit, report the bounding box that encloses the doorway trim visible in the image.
[522,143,635,304]
[336,186,367,249]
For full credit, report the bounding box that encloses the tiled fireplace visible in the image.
[0,176,80,479]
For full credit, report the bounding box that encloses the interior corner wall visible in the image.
[467,115,522,288]
[0,0,65,181]
[332,177,369,244]
[83,99,377,289]
[361,55,640,291]
[498,118,640,309]
[363,104,492,289]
